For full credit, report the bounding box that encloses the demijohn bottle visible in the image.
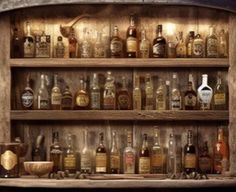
[95,132,107,173]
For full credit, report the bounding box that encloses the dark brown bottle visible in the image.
[50,132,62,173]
[139,133,151,174]
[68,28,77,58]
[117,76,131,110]
[21,74,34,110]
[61,86,73,110]
[126,15,137,58]
[199,141,212,174]
[184,81,197,110]
[153,25,166,58]
[11,27,22,58]
[95,132,107,173]
[184,130,197,174]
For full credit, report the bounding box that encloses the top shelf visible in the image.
[9,58,229,68]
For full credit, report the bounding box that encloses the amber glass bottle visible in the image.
[126,15,137,58]
[74,78,89,110]
[139,134,151,174]
[153,25,166,58]
[95,133,107,173]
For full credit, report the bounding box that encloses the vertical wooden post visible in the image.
[0,13,10,142]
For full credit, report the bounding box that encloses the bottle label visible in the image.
[61,97,72,109]
[171,96,181,110]
[156,94,165,110]
[76,94,89,107]
[207,39,218,57]
[69,43,77,54]
[153,43,165,56]
[199,90,212,104]
[24,39,34,57]
[91,92,101,109]
[124,152,135,173]
[96,153,107,172]
[38,99,49,109]
[81,154,92,171]
[111,40,123,56]
[151,153,163,167]
[214,93,226,105]
[184,153,196,168]
[184,94,197,107]
[139,43,149,58]
[51,93,62,105]
[126,37,137,52]
[36,37,50,58]
[64,154,76,169]
[103,96,115,109]
[139,157,151,173]
[56,46,65,58]
[0,150,18,171]
[94,47,105,58]
[110,154,120,169]
[193,41,204,57]
[117,94,130,109]
[133,92,142,110]
[176,44,186,57]
[199,156,211,173]
[21,91,34,108]
[145,92,153,110]
[187,43,193,56]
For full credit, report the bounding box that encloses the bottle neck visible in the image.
[209,27,214,36]
[202,75,208,86]
[92,74,99,88]
[40,75,45,89]
[187,131,193,145]
[172,76,178,89]
[79,79,85,91]
[99,133,104,147]
[130,16,135,27]
[127,132,132,147]
[113,27,119,37]
[54,75,58,87]
[134,76,140,88]
[142,134,148,148]
[121,77,127,90]
[218,129,224,141]
[83,130,88,149]
[154,133,160,146]
[26,22,31,36]
[111,132,117,149]
[158,29,162,37]
[141,30,146,40]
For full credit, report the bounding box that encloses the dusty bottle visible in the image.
[153,25,166,58]
[90,73,101,110]
[218,29,228,58]
[110,26,123,58]
[139,28,150,58]
[187,31,195,58]
[37,74,49,110]
[193,34,204,58]
[32,135,46,161]
[199,141,212,174]
[117,76,131,110]
[176,31,186,58]
[184,74,197,110]
[68,28,77,58]
[21,74,34,110]
[55,36,65,58]
[61,86,73,110]
[50,132,62,173]
[171,73,181,110]
[110,131,121,174]
[51,74,62,110]
[206,26,218,58]
[103,71,116,110]
[213,72,226,110]
[133,75,142,110]
[139,133,151,174]
[74,78,89,110]
[156,78,166,110]
[145,73,154,110]
[23,21,35,58]
[95,132,107,173]
[94,32,106,58]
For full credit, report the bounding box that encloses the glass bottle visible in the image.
[81,29,92,58]
[90,73,101,110]
[74,78,89,110]
[184,130,197,174]
[187,31,195,58]
[151,128,163,173]
[110,26,123,58]
[156,78,166,110]
[193,33,204,58]
[32,135,46,161]
[133,75,142,110]
[171,73,181,110]
[123,130,136,174]
[117,76,131,110]
[167,133,176,176]
[68,28,77,58]
[213,72,226,110]
[35,31,50,58]
[94,32,106,58]
[63,134,76,173]
[55,36,65,58]
[197,74,213,110]
[95,132,107,173]
[126,15,137,58]
[24,21,35,58]
[145,73,154,110]
[199,141,212,174]
[50,132,62,173]
[61,86,73,110]
[37,74,49,110]
[103,71,116,110]
[21,74,34,110]
[184,74,197,110]
[51,74,62,110]
[206,26,218,58]
[214,127,229,174]
[167,35,177,58]
[153,25,166,58]
[81,130,92,173]
[139,133,151,174]
[176,31,186,58]
[139,28,150,58]
[165,80,170,110]
[11,27,22,58]
[218,29,228,58]
[110,131,121,174]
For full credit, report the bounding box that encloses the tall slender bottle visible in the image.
[206,26,218,58]
[139,133,151,174]
[24,21,35,58]
[176,31,186,58]
[110,131,121,174]
[184,74,197,110]
[32,135,46,161]
[139,28,150,58]
[167,133,176,176]
[123,131,136,174]
[37,74,49,110]
[117,76,131,110]
[90,73,101,110]
[187,31,195,58]
[81,29,92,58]
[80,130,92,173]
[171,73,181,110]
[153,25,166,58]
[51,74,62,110]
[213,72,226,110]
[218,29,228,58]
[94,32,106,58]
[21,74,34,110]
[126,15,137,58]
[197,74,213,110]
[68,28,77,58]
[50,132,62,173]
[156,78,166,110]
[95,132,107,173]
[63,134,76,173]
[133,75,142,110]
[74,78,89,110]
[103,71,116,110]
[145,73,154,110]
[110,26,123,58]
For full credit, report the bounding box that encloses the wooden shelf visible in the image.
[9,58,229,68]
[10,110,229,121]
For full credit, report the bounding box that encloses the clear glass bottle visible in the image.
[51,74,62,110]
[153,25,166,58]
[187,31,195,58]
[103,71,116,110]
[21,74,34,110]
[110,26,123,58]
[139,28,150,58]
[199,141,212,174]
[176,31,186,58]
[81,130,92,173]
[167,35,177,58]
[74,78,89,110]
[218,29,228,58]
[81,29,92,58]
[171,73,181,110]
[213,72,226,110]
[145,73,154,110]
[95,132,107,173]
[133,75,142,110]
[50,132,62,173]
[37,74,49,110]
[94,32,106,58]
[61,86,73,110]
[206,26,218,58]
[24,21,35,58]
[55,36,65,58]
[193,33,204,58]
[151,128,163,173]
[184,74,197,110]
[167,133,176,176]
[117,76,131,110]
[123,130,136,174]
[126,15,137,58]
[139,133,151,174]
[68,28,77,58]
[63,134,76,173]
[197,74,213,110]
[110,131,121,174]
[90,73,101,110]
[184,130,197,174]
[35,31,50,58]
[156,78,166,110]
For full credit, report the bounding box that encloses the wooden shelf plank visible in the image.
[10,110,229,121]
[9,58,229,68]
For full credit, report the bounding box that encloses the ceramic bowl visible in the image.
[24,161,53,177]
